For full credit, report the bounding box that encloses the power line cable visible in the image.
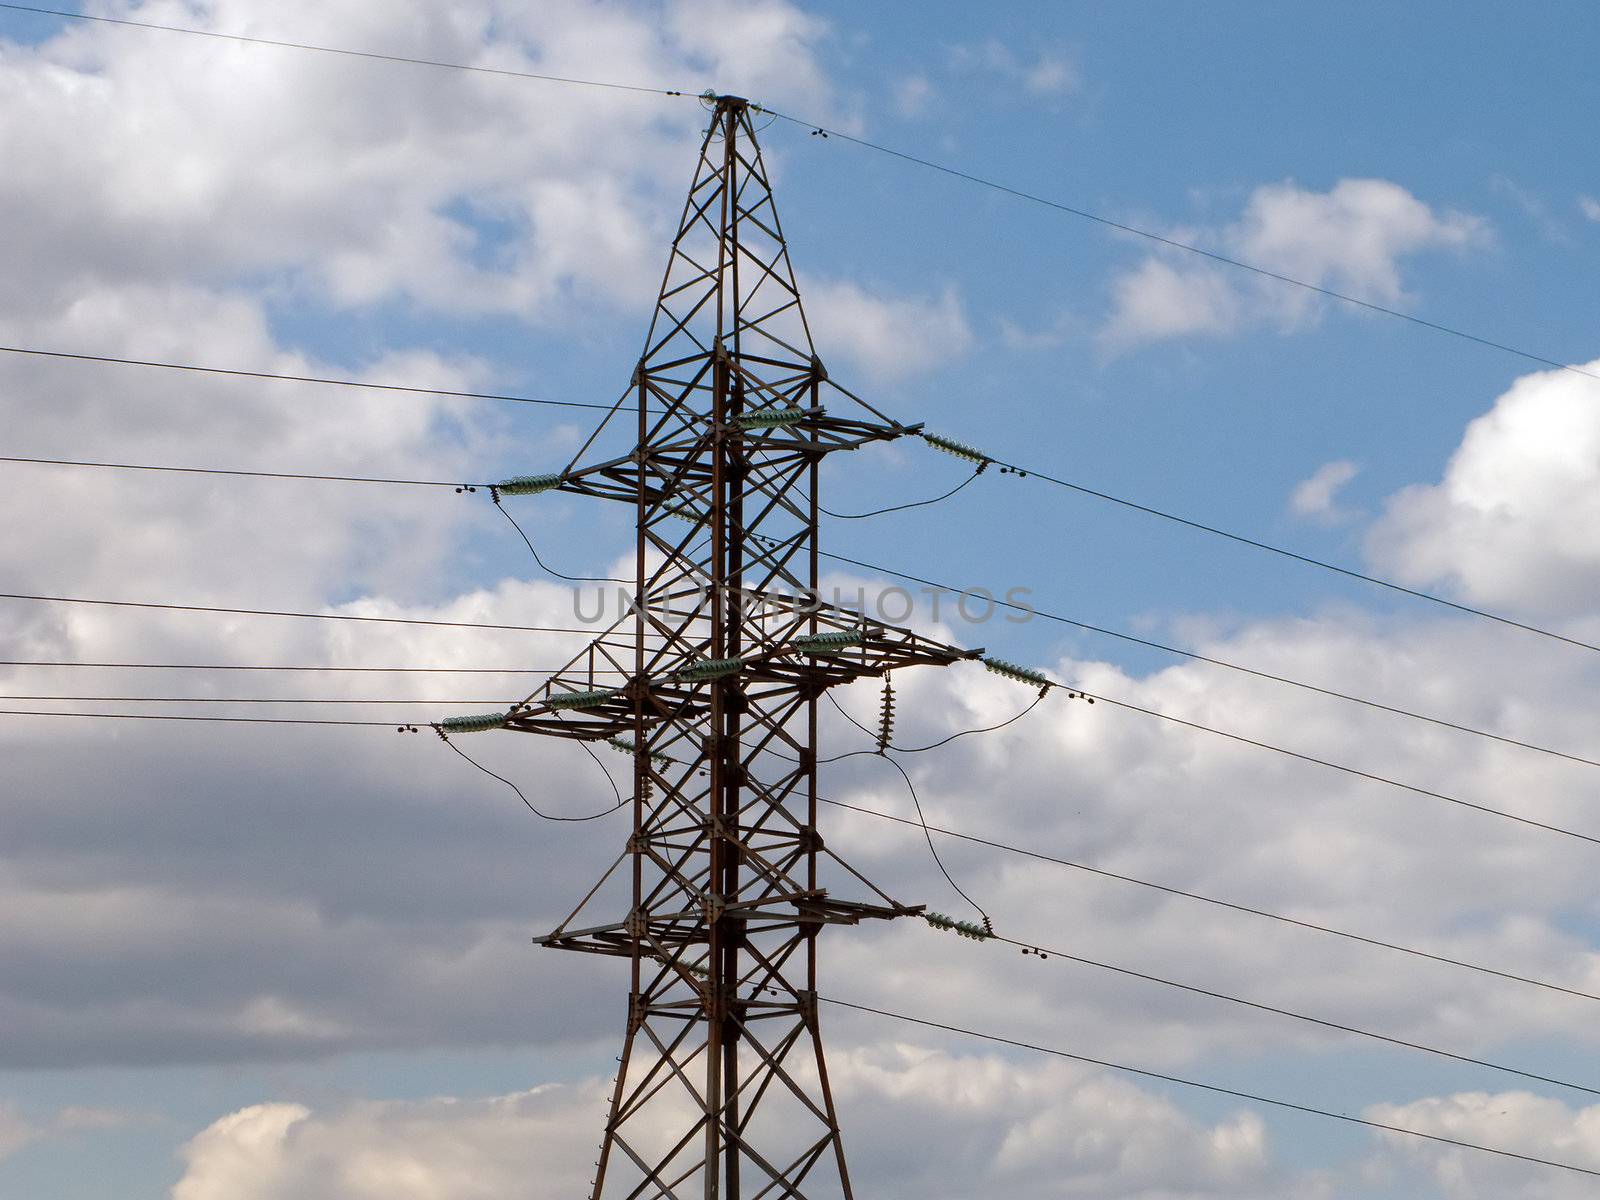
[8,0,1585,391]
[0,695,532,704]
[812,543,1600,772]
[21,445,1600,680]
[492,489,629,584]
[818,464,986,520]
[0,660,608,673]
[1046,678,1600,848]
[969,446,1600,659]
[0,3,695,97]
[0,708,400,726]
[811,645,1600,848]
[765,110,1600,388]
[0,454,475,487]
[879,752,992,935]
[0,590,607,635]
[823,997,1600,1181]
[825,688,1047,755]
[817,793,1600,1008]
[961,926,1600,1100]
[8,698,1594,1015]
[6,688,1593,1009]
[435,726,625,822]
[831,707,1600,1095]
[0,345,618,411]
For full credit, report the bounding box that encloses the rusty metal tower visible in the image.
[471,94,978,1199]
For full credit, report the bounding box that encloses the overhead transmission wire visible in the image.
[822,694,1600,1095]
[817,462,986,520]
[822,672,1600,1005]
[838,644,1600,850]
[491,490,629,584]
[0,695,540,704]
[1039,672,1600,848]
[762,109,1600,388]
[7,575,1597,843]
[923,438,1600,660]
[918,918,1600,1100]
[14,686,1583,1009]
[15,452,1600,772]
[0,346,622,412]
[0,660,613,673]
[11,11,1593,1152]
[6,11,1597,662]
[8,696,1597,1011]
[14,430,1600,670]
[16,694,1600,1092]
[0,708,401,727]
[824,687,1048,754]
[881,750,992,937]
[0,590,607,636]
[807,542,1600,773]
[0,3,695,97]
[435,719,625,823]
[7,0,1588,391]
[824,997,1600,1182]
[0,454,481,487]
[816,792,1600,1008]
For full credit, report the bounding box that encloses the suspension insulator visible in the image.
[924,911,992,941]
[495,473,563,495]
[793,630,864,654]
[982,657,1052,689]
[674,658,742,682]
[735,407,812,430]
[876,674,896,753]
[439,711,509,734]
[549,688,619,710]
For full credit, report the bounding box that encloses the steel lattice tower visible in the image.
[487,94,977,1199]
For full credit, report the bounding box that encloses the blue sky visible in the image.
[1,3,1599,1198]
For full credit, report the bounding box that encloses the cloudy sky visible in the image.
[2,2,1599,1197]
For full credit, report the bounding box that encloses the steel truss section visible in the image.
[498,94,974,1200]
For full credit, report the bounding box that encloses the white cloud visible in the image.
[1104,257,1243,342]
[801,277,974,379]
[1102,179,1487,347]
[0,0,836,321]
[1579,196,1600,223]
[170,1051,1327,1199]
[949,39,1079,98]
[1367,359,1600,617]
[1366,1090,1600,1200]
[0,1105,38,1163]
[1290,459,1360,524]
[893,73,933,117]
[1,10,1599,1200]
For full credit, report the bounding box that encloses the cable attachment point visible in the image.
[876,674,896,754]
[924,911,993,941]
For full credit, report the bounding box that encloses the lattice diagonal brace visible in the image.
[488,95,980,1200]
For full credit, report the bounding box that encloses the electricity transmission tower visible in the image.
[465,94,978,1199]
